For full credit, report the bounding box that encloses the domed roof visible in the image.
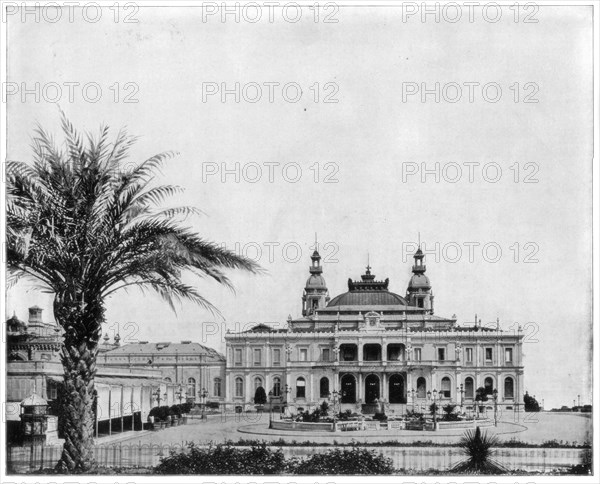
[21,393,48,406]
[408,273,430,289]
[306,274,327,289]
[328,290,408,307]
[6,313,26,331]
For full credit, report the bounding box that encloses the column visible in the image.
[357,373,363,403]
[381,373,387,402]
[108,386,112,436]
[245,374,251,404]
[358,341,363,362]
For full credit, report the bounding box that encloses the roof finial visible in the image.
[418,231,421,249]
[366,252,371,274]
[315,232,318,252]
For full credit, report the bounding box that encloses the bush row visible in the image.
[148,403,193,421]
[154,443,395,475]
[225,438,591,449]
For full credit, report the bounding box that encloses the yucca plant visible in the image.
[6,112,260,472]
[451,426,508,474]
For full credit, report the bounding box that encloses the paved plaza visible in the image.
[108,412,592,448]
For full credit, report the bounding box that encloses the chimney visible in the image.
[28,306,43,325]
[27,306,45,334]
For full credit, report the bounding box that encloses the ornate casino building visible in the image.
[224,248,525,414]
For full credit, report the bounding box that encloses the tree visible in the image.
[523,391,540,412]
[6,113,260,472]
[475,387,488,416]
[254,386,267,405]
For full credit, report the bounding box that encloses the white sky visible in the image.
[4,4,594,410]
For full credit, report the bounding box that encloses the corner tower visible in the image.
[406,248,434,313]
[302,247,330,316]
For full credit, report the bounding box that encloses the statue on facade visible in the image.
[455,343,462,362]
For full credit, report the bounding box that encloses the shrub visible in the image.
[290,447,395,475]
[442,404,459,421]
[170,404,182,417]
[254,387,267,405]
[523,391,540,412]
[451,426,508,474]
[148,406,171,421]
[372,412,387,421]
[569,447,592,475]
[180,402,193,414]
[206,401,220,409]
[154,442,287,475]
[336,410,354,421]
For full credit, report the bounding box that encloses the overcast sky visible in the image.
[5,4,593,409]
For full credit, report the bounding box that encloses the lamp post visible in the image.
[268,390,274,428]
[200,388,209,420]
[153,388,166,406]
[411,389,416,413]
[175,385,185,405]
[458,383,464,412]
[493,388,498,426]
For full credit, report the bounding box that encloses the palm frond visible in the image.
[6,113,261,318]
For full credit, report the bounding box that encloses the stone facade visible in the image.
[99,341,226,405]
[225,248,525,415]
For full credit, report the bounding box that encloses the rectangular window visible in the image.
[299,348,308,362]
[437,348,446,361]
[235,378,244,397]
[485,347,493,362]
[273,348,281,366]
[414,348,422,361]
[234,348,242,366]
[48,384,57,400]
[465,347,473,363]
[253,348,262,366]
[505,347,513,363]
[321,348,331,362]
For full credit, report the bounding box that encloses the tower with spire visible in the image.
[406,246,434,313]
[302,237,330,316]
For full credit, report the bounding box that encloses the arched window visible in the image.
[235,377,244,397]
[417,377,426,398]
[272,377,281,397]
[464,377,474,399]
[164,377,172,383]
[484,377,494,395]
[213,378,222,397]
[441,377,451,398]
[320,377,329,398]
[187,377,196,397]
[504,377,514,399]
[296,377,306,399]
[254,377,263,392]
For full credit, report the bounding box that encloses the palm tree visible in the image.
[451,426,508,474]
[6,113,261,472]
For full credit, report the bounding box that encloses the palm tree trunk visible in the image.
[54,295,104,473]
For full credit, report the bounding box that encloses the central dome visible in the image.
[327,290,408,307]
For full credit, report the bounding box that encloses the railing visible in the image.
[6,443,588,474]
